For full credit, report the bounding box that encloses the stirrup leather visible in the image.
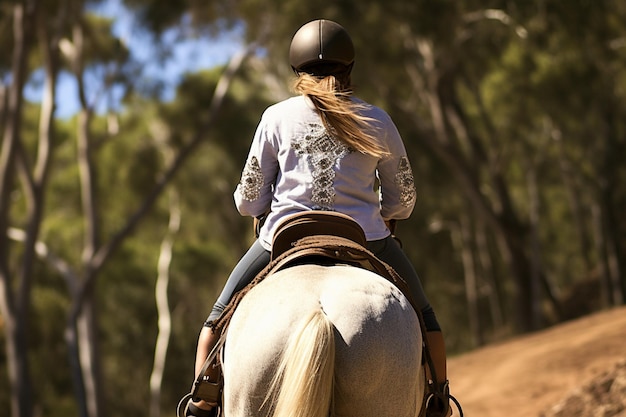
[191,330,227,405]
[177,331,226,417]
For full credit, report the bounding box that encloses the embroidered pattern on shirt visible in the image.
[239,156,264,201]
[293,124,353,210]
[395,156,416,207]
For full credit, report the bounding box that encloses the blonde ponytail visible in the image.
[292,74,389,158]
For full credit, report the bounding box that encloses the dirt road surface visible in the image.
[448,306,626,417]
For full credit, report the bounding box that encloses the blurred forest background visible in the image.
[1,0,624,416]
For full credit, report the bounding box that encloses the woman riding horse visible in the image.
[182,19,454,417]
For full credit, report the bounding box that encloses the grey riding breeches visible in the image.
[205,235,441,332]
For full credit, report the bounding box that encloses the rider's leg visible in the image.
[207,239,271,324]
[191,326,221,412]
[425,329,447,383]
[367,235,452,416]
[425,330,452,417]
[191,240,271,412]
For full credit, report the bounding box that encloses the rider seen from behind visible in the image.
[180,18,456,417]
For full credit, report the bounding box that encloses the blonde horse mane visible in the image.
[264,309,336,417]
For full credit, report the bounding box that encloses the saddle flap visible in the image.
[271,211,366,261]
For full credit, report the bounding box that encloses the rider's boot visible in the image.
[424,330,453,417]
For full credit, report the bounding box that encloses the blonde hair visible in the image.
[292,74,389,158]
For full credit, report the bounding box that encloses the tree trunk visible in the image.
[405,36,544,332]
[150,188,180,417]
[150,137,181,417]
[600,107,625,305]
[62,44,255,417]
[457,215,483,347]
[475,224,504,330]
[0,3,38,417]
[78,291,104,417]
[553,129,594,274]
[525,157,544,329]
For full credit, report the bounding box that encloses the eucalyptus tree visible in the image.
[355,0,626,335]
[516,0,626,310]
[1,2,65,416]
[1,2,257,417]
[0,1,139,415]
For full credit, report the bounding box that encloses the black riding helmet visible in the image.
[289,19,355,76]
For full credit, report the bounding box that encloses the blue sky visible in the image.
[24,0,243,118]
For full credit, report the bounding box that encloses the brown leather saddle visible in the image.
[270,211,367,260]
[212,210,421,332]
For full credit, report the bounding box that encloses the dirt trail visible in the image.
[448,306,626,417]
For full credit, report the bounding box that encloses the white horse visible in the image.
[221,263,425,417]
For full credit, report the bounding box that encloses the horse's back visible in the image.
[223,264,424,417]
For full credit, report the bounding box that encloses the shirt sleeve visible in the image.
[233,111,279,217]
[376,115,417,220]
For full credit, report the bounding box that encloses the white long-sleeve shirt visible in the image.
[234,95,416,250]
